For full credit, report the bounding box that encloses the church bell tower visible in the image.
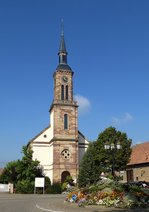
[49,29,79,183]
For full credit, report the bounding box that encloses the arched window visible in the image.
[61,85,64,100]
[64,114,68,130]
[66,85,68,100]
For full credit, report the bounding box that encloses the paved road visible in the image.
[0,193,149,212]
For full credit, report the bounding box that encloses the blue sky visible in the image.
[0,0,149,166]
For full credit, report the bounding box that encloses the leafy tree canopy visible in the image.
[0,145,43,191]
[78,127,132,187]
[95,126,132,172]
[0,161,18,184]
[16,145,42,182]
[78,142,101,187]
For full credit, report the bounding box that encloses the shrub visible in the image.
[129,185,142,193]
[44,177,51,194]
[45,176,51,186]
[65,176,74,186]
[108,181,124,192]
[16,179,34,193]
[50,182,62,194]
[123,193,138,208]
[61,182,67,191]
[88,185,101,194]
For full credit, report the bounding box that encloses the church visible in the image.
[28,30,89,184]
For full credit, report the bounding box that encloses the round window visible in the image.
[61,149,71,159]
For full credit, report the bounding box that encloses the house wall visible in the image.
[121,171,127,182]
[124,164,149,182]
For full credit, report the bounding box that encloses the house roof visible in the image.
[128,141,149,165]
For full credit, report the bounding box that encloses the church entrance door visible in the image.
[61,171,70,183]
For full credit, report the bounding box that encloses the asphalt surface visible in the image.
[0,193,149,212]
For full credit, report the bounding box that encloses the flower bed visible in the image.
[65,180,149,208]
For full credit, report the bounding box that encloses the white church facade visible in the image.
[28,31,89,184]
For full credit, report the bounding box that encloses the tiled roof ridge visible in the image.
[133,141,149,147]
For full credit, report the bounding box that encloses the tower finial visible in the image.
[59,19,67,54]
[61,18,64,36]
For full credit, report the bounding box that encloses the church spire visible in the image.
[59,20,67,54]
[57,20,71,71]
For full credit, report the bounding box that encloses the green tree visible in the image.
[78,142,101,187]
[15,146,43,193]
[95,127,132,174]
[16,145,42,182]
[0,145,43,193]
[0,161,18,184]
[78,127,132,187]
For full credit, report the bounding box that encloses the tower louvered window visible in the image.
[66,85,68,100]
[64,114,68,130]
[61,85,64,100]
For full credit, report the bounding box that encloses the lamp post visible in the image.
[104,141,121,179]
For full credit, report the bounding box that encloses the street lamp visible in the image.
[104,141,121,179]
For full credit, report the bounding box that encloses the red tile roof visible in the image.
[128,142,149,165]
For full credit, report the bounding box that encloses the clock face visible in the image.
[62,76,68,82]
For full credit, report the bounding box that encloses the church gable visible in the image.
[29,126,51,144]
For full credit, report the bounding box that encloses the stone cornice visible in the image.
[53,69,74,78]
[50,137,78,143]
[49,100,78,112]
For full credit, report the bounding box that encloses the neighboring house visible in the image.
[124,142,149,182]
[28,31,89,184]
